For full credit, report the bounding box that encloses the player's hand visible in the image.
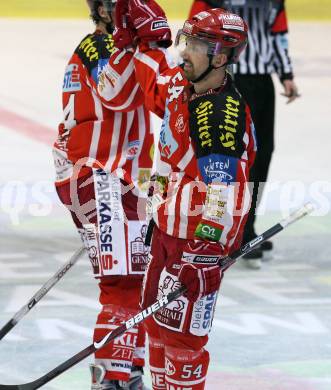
[128,0,172,47]
[178,241,224,302]
[281,79,300,104]
[113,0,135,49]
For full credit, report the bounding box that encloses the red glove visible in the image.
[178,241,224,302]
[128,0,172,47]
[113,0,135,49]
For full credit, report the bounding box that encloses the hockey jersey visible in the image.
[53,30,153,190]
[133,45,256,253]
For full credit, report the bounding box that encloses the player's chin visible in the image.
[183,68,195,81]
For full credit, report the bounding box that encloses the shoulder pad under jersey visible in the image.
[75,33,116,76]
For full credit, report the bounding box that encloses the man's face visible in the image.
[180,36,210,81]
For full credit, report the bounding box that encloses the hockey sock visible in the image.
[149,336,166,390]
[94,304,139,382]
[164,346,210,390]
[133,322,146,368]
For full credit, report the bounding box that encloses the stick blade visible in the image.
[0,381,36,389]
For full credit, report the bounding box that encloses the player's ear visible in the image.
[212,53,228,68]
[98,5,110,20]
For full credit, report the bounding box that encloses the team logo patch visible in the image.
[165,358,176,376]
[175,114,185,133]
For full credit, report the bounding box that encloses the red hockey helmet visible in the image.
[175,8,248,63]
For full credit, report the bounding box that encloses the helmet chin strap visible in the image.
[192,54,229,84]
[105,22,114,34]
[192,54,215,83]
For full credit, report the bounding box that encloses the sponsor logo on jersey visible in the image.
[154,272,187,330]
[130,224,149,272]
[79,36,99,61]
[137,168,151,192]
[189,92,245,159]
[63,64,81,92]
[219,95,241,151]
[127,140,140,160]
[95,170,118,271]
[190,291,218,336]
[111,331,138,361]
[195,100,214,148]
[160,106,179,158]
[80,225,100,275]
[151,19,169,30]
[198,154,238,185]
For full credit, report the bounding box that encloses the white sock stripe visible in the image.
[150,365,165,373]
[199,268,204,297]
[165,375,206,386]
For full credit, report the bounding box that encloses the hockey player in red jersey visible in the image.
[112,1,256,389]
[53,1,153,388]
[189,1,300,268]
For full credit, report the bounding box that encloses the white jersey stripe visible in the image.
[177,144,194,171]
[104,111,122,171]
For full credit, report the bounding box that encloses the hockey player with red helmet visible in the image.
[188,1,300,269]
[112,1,257,389]
[53,1,153,388]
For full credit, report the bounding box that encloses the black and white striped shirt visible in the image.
[195,0,294,80]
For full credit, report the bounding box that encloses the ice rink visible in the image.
[0,18,330,389]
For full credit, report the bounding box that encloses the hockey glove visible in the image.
[113,0,136,49]
[128,0,172,47]
[178,241,224,302]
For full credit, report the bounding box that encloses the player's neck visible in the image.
[96,21,108,34]
[193,68,227,94]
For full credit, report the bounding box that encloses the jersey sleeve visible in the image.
[133,43,176,119]
[96,47,146,112]
[270,0,294,82]
[53,52,94,184]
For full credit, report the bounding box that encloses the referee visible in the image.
[189,0,300,269]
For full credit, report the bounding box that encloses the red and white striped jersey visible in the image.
[53,30,153,190]
[134,44,257,253]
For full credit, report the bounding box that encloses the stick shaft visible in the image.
[0,246,85,341]
[0,203,313,389]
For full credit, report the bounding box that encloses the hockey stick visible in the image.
[0,246,85,341]
[0,203,313,390]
